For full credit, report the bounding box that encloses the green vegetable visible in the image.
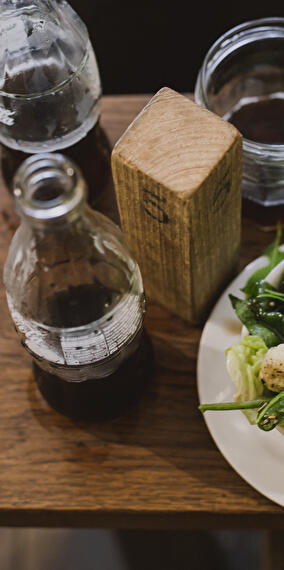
[199,399,267,412]
[229,295,280,347]
[199,392,284,432]
[251,281,280,312]
[257,311,284,341]
[257,289,284,303]
[257,392,284,431]
[199,228,284,433]
[242,223,284,298]
[225,335,270,423]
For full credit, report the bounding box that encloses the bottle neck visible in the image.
[13,153,87,229]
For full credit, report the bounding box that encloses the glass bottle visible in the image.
[194,18,284,229]
[0,0,110,208]
[3,153,152,420]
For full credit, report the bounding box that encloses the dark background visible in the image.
[70,1,284,95]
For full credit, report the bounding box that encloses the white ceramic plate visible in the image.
[197,251,284,507]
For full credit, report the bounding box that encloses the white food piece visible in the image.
[260,344,284,392]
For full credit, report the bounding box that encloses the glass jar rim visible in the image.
[198,17,284,156]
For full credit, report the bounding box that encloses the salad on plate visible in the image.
[199,225,284,432]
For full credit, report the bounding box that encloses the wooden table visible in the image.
[0,95,283,531]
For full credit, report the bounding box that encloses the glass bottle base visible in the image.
[33,334,154,421]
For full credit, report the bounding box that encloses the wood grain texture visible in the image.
[112,88,242,323]
[0,95,283,530]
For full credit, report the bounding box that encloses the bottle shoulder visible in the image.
[0,0,90,95]
[3,214,142,324]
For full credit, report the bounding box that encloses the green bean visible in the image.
[257,289,284,302]
[199,400,267,412]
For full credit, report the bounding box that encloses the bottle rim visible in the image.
[13,153,86,222]
[196,17,284,157]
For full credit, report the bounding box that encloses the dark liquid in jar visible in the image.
[32,285,152,421]
[1,121,112,210]
[229,98,284,230]
[229,98,284,144]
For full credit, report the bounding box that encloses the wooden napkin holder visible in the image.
[111,87,242,324]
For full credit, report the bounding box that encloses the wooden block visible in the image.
[111,87,242,323]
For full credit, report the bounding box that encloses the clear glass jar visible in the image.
[3,153,152,420]
[195,18,284,207]
[0,0,109,207]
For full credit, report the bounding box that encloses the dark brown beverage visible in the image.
[30,285,153,421]
[229,98,284,144]
[229,98,284,230]
[1,121,112,210]
[43,284,119,328]
[34,334,153,421]
[242,198,284,231]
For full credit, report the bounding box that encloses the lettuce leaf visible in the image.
[226,335,269,423]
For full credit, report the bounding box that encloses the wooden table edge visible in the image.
[1,509,284,530]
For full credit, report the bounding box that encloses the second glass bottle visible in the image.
[3,153,152,419]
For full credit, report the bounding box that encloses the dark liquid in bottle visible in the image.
[43,284,119,328]
[34,335,152,421]
[32,285,153,421]
[229,98,284,230]
[229,98,284,144]
[1,121,112,210]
